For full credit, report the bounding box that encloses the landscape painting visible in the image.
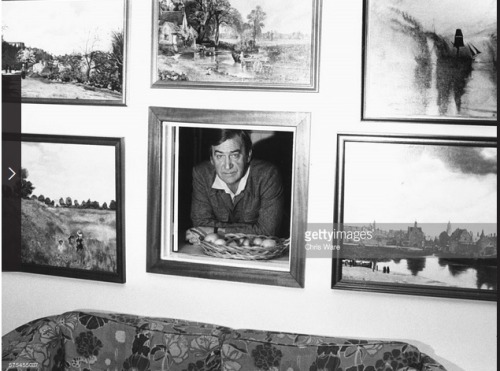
[362,0,497,123]
[152,0,321,91]
[17,135,125,283]
[1,0,127,105]
[333,135,497,300]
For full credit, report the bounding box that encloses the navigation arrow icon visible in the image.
[8,167,16,181]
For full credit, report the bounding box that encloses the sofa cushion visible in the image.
[220,329,446,371]
[2,311,230,371]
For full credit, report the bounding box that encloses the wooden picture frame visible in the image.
[151,0,322,92]
[147,107,310,287]
[332,133,497,300]
[361,0,497,124]
[3,133,126,283]
[1,0,129,106]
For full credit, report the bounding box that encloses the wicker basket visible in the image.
[199,233,290,260]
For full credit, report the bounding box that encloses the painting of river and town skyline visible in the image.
[363,0,497,122]
[339,137,497,296]
[153,0,320,89]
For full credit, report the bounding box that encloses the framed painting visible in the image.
[151,0,322,91]
[332,134,497,300]
[1,0,128,106]
[2,133,126,283]
[361,0,497,124]
[147,107,310,287]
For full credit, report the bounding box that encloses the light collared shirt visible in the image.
[191,159,284,235]
[211,166,251,201]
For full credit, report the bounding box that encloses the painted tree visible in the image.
[90,51,116,88]
[185,0,213,43]
[247,6,266,43]
[185,0,243,45]
[16,48,36,66]
[20,168,35,199]
[209,0,229,46]
[226,7,244,36]
[2,40,21,70]
[30,47,53,64]
[110,31,124,91]
[81,31,100,82]
[210,1,243,46]
[57,53,84,82]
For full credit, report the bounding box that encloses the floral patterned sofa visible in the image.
[2,310,446,371]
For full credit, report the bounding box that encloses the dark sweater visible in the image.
[190,159,285,236]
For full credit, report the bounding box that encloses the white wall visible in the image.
[2,2,497,371]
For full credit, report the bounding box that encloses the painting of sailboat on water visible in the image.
[362,0,497,123]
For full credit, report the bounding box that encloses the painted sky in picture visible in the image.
[365,0,497,120]
[376,0,496,37]
[343,142,497,229]
[2,0,123,56]
[22,142,116,205]
[230,0,313,34]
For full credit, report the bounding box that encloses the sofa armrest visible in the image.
[421,353,447,371]
[2,314,66,370]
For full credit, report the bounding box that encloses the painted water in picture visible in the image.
[363,0,497,122]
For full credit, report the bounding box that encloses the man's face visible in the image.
[210,136,251,186]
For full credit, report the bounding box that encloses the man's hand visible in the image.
[197,226,216,235]
[185,227,214,244]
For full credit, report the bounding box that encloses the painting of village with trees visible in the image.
[2,135,125,283]
[153,0,321,90]
[1,0,127,104]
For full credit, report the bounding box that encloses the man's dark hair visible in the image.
[206,129,252,156]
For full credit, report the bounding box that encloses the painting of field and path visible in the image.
[153,0,321,90]
[333,135,497,300]
[363,0,497,123]
[16,136,125,283]
[2,0,127,105]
